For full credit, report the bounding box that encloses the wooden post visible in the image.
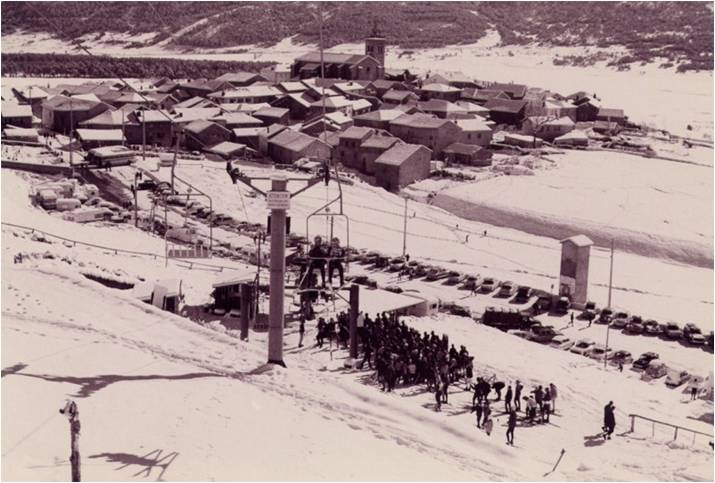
[630,415,635,433]
[652,421,655,438]
[349,284,359,359]
[60,400,81,482]
[240,283,252,341]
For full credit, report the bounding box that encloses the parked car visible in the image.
[609,350,633,365]
[514,286,532,304]
[644,361,667,379]
[137,179,157,191]
[507,329,531,340]
[549,335,575,351]
[445,271,465,285]
[359,251,380,264]
[610,311,630,329]
[531,295,552,315]
[448,304,471,317]
[412,263,429,278]
[624,321,644,335]
[461,275,481,291]
[583,301,598,321]
[384,285,403,294]
[663,322,684,340]
[665,370,691,388]
[554,296,571,315]
[632,352,659,371]
[642,319,661,335]
[570,338,596,356]
[685,329,706,346]
[480,277,498,293]
[598,307,614,324]
[586,344,612,362]
[497,281,516,297]
[426,267,449,281]
[388,257,406,272]
[529,325,559,343]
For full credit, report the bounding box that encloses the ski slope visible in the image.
[136,159,714,331]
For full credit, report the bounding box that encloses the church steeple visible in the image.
[365,18,386,78]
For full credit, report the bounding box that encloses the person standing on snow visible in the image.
[473,398,484,428]
[492,380,505,401]
[506,409,517,446]
[483,416,494,436]
[504,384,513,413]
[542,388,552,423]
[603,401,616,439]
[514,381,523,412]
[549,383,558,413]
[298,317,305,348]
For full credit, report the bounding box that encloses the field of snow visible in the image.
[2,235,712,481]
[423,149,714,268]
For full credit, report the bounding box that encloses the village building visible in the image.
[307,96,354,118]
[220,102,271,114]
[1,102,33,128]
[454,118,493,146]
[178,79,233,99]
[417,99,470,119]
[271,93,313,121]
[204,141,247,160]
[554,130,589,147]
[389,113,462,156]
[292,52,382,81]
[454,100,490,119]
[209,112,264,129]
[41,95,112,134]
[214,72,269,87]
[11,86,49,117]
[207,85,282,105]
[299,113,352,137]
[382,89,420,105]
[534,116,575,141]
[182,120,233,151]
[572,97,600,122]
[592,120,620,135]
[232,127,266,150]
[367,80,411,99]
[465,88,511,105]
[357,134,401,175]
[253,106,290,126]
[442,142,492,167]
[544,98,578,121]
[596,107,627,125]
[502,133,543,148]
[489,83,528,100]
[418,83,462,102]
[76,128,125,150]
[348,98,374,116]
[172,107,222,126]
[259,64,292,84]
[173,96,218,110]
[266,129,331,164]
[335,126,375,168]
[277,81,308,94]
[3,126,40,143]
[373,143,431,191]
[353,109,405,131]
[484,98,528,126]
[332,81,370,97]
[128,109,175,147]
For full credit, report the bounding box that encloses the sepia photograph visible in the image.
[1,1,713,481]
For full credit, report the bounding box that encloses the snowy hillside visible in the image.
[2,161,713,481]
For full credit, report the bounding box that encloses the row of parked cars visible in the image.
[594,308,712,349]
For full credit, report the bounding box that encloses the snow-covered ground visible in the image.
[134,159,713,333]
[420,149,714,268]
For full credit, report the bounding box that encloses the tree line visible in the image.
[1,53,273,80]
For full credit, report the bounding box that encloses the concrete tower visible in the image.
[365,19,386,78]
[558,234,594,307]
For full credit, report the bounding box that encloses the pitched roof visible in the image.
[361,135,400,150]
[214,72,263,84]
[597,108,625,118]
[76,128,125,142]
[339,126,374,140]
[184,120,231,135]
[443,142,484,155]
[420,83,462,93]
[484,98,528,113]
[173,107,222,123]
[136,109,174,123]
[310,96,352,109]
[545,116,575,127]
[454,118,492,132]
[349,98,373,111]
[355,109,405,122]
[418,99,467,114]
[374,143,430,166]
[383,89,417,102]
[254,106,289,119]
[490,83,527,99]
[220,102,271,113]
[1,102,32,118]
[390,113,452,129]
[173,96,217,109]
[206,141,247,156]
[325,111,352,125]
[208,85,281,99]
[560,235,593,247]
[454,100,490,113]
[278,81,308,93]
[210,112,263,126]
[78,108,133,127]
[269,129,323,153]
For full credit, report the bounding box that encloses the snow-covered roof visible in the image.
[76,128,124,142]
[560,235,594,247]
[338,285,425,315]
[212,269,257,288]
[1,102,32,118]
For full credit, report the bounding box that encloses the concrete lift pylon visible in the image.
[228,166,324,367]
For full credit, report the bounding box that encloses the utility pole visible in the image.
[254,231,265,320]
[164,195,169,267]
[267,174,289,366]
[604,239,614,370]
[68,97,73,166]
[142,108,146,163]
[59,400,81,482]
[349,284,359,360]
[402,196,408,258]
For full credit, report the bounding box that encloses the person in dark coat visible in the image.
[514,381,523,412]
[298,317,305,348]
[307,236,328,288]
[504,384,513,413]
[493,380,505,401]
[328,237,345,287]
[603,401,616,439]
[506,409,517,445]
[473,398,484,428]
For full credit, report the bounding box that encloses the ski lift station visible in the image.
[132,279,183,313]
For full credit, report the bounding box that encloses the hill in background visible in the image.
[1,1,713,72]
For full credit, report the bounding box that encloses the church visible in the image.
[291,31,386,81]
